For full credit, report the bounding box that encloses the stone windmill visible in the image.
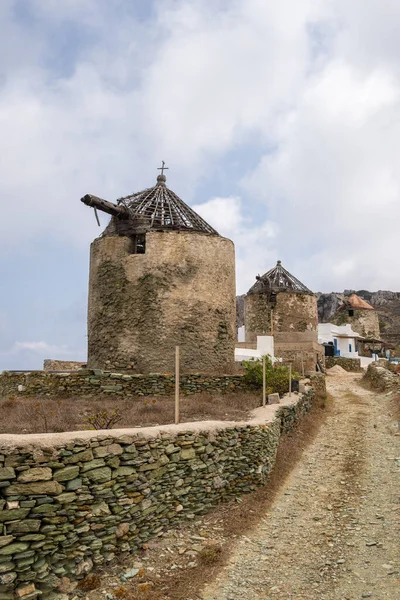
[81,165,236,374]
[244,260,321,372]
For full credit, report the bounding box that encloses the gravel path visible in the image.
[201,373,400,600]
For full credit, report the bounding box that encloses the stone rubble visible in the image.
[363,362,399,392]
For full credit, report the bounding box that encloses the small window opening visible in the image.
[129,234,146,254]
[348,309,354,317]
[270,292,277,306]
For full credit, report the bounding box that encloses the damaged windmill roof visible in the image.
[100,167,219,236]
[345,294,374,310]
[248,260,313,295]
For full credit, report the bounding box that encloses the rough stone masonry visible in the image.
[0,388,316,599]
[0,370,246,399]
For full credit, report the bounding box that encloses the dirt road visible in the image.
[201,373,400,600]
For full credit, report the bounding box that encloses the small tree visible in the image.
[242,355,296,397]
[24,399,62,433]
[85,408,123,430]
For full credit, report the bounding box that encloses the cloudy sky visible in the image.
[1,0,400,370]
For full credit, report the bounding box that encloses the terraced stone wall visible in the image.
[325,357,362,372]
[363,362,399,392]
[308,373,327,399]
[0,371,246,399]
[43,361,85,372]
[0,390,315,599]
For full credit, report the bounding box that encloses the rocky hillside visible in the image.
[236,290,400,346]
[318,290,400,346]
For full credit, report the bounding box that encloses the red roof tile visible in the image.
[347,294,374,310]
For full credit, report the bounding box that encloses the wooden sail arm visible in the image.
[80,194,130,220]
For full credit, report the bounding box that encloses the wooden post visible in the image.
[289,363,292,397]
[175,346,180,424]
[262,355,266,407]
[270,309,274,335]
[301,352,304,377]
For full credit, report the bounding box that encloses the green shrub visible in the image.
[242,355,297,397]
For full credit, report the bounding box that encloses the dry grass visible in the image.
[113,584,154,600]
[0,391,262,434]
[320,391,334,409]
[114,587,132,599]
[77,574,102,591]
[198,542,223,565]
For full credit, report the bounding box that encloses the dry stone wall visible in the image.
[308,373,327,399]
[363,362,399,392]
[0,371,246,399]
[0,390,315,598]
[43,361,85,372]
[274,343,325,376]
[325,357,362,372]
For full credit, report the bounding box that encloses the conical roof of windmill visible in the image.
[81,162,219,237]
[346,294,374,310]
[248,260,313,295]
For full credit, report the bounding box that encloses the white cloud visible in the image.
[193,196,244,236]
[244,51,400,291]
[0,0,326,251]
[143,0,325,164]
[2,341,73,357]
[193,196,279,293]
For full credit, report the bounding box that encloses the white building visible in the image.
[238,325,245,343]
[318,323,360,358]
[235,335,274,362]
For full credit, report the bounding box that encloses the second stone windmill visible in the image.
[81,166,236,374]
[244,260,323,372]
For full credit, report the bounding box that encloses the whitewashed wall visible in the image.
[235,335,274,362]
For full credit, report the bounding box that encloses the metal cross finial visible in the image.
[157,161,169,176]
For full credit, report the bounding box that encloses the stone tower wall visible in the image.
[244,293,272,342]
[88,231,236,373]
[332,308,380,338]
[244,292,318,343]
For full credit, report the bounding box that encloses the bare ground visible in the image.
[200,372,400,600]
